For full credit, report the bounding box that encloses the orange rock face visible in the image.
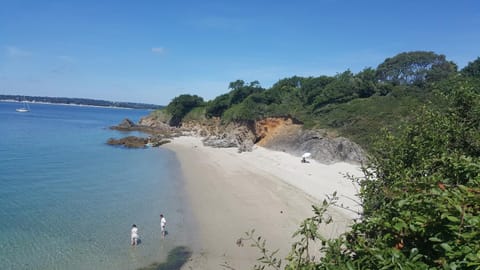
[255,117,301,146]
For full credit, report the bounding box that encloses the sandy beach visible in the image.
[164,136,363,270]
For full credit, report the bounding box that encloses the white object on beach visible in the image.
[302,152,311,159]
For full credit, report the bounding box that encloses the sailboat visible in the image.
[16,99,30,112]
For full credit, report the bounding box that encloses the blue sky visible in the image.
[1,0,479,105]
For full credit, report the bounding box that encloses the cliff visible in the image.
[255,118,366,164]
[137,114,366,164]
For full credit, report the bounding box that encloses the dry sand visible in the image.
[164,136,363,270]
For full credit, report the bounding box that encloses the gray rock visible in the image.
[263,129,366,164]
[107,136,147,148]
[202,136,237,148]
[110,118,137,130]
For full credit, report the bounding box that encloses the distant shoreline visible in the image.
[1,99,152,110]
[0,94,163,110]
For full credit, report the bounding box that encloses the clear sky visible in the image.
[1,0,479,105]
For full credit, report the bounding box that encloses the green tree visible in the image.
[205,93,230,117]
[312,70,359,109]
[229,79,246,90]
[376,51,457,85]
[461,57,480,78]
[205,80,264,119]
[300,75,335,105]
[166,94,204,126]
[267,76,303,105]
[355,67,378,98]
[222,97,268,122]
[230,81,264,105]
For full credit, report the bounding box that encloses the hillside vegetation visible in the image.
[158,51,480,269]
[161,51,480,151]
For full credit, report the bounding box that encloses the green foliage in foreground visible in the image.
[239,86,480,269]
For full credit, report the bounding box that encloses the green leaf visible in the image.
[397,199,408,207]
[429,237,442,242]
[393,220,407,231]
[440,243,453,252]
[446,215,460,222]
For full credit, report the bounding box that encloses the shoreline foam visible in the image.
[164,136,363,270]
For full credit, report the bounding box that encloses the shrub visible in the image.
[239,84,480,269]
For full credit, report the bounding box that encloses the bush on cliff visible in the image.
[205,80,264,118]
[166,94,204,126]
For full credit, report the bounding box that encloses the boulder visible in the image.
[261,129,366,164]
[115,118,136,129]
[202,136,237,148]
[107,136,148,148]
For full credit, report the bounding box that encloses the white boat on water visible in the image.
[16,100,30,112]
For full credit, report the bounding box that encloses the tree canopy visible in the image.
[461,57,480,78]
[166,94,204,126]
[205,80,264,118]
[376,51,457,85]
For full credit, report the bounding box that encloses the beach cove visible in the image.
[0,101,362,269]
[165,136,363,270]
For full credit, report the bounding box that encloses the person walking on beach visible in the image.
[131,224,139,246]
[160,214,167,237]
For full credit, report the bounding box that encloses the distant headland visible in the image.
[0,94,163,110]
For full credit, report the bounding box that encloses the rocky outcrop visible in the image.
[117,113,366,164]
[138,115,173,130]
[259,127,366,164]
[108,118,178,148]
[111,118,179,135]
[184,116,366,163]
[201,122,256,152]
[107,136,148,148]
[114,118,136,130]
[107,136,170,148]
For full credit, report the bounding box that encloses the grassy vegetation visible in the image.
[182,105,207,122]
[147,109,172,123]
[312,92,429,148]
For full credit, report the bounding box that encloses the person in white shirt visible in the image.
[131,224,139,246]
[160,214,167,237]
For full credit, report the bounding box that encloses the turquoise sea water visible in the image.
[0,102,190,270]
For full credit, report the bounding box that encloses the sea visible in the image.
[0,101,191,270]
